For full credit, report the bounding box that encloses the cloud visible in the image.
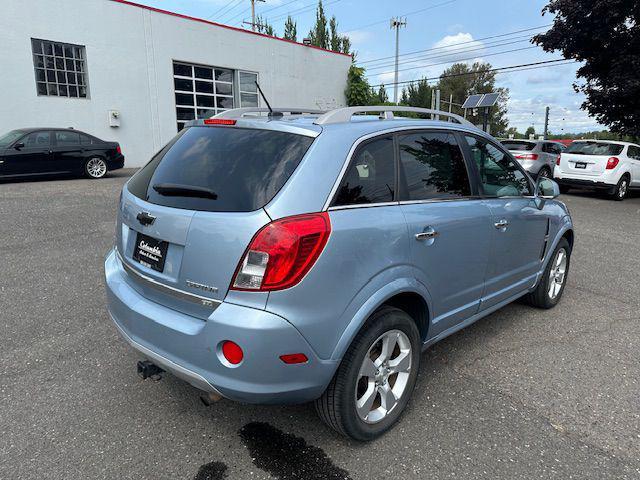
[430,32,485,64]
[344,29,373,45]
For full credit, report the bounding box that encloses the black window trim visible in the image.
[460,132,535,199]
[15,130,54,149]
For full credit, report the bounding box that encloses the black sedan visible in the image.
[0,128,124,180]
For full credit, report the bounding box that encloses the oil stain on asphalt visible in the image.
[238,422,352,480]
[193,461,228,480]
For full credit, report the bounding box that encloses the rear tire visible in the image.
[537,166,552,179]
[85,157,108,179]
[315,306,421,441]
[610,175,629,201]
[524,238,570,309]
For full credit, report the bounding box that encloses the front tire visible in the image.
[611,175,629,201]
[85,157,108,179]
[524,238,570,309]
[315,306,421,441]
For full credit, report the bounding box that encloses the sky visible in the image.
[136,0,601,134]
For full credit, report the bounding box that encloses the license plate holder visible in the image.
[133,233,169,272]
[575,162,587,169]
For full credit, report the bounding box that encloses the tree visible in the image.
[437,62,509,136]
[403,78,432,108]
[506,127,520,138]
[308,0,329,50]
[254,15,276,36]
[370,84,388,104]
[283,16,297,41]
[525,126,536,138]
[329,16,341,52]
[533,0,640,137]
[341,36,352,56]
[345,65,371,106]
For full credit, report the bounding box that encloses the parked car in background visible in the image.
[0,128,124,180]
[554,140,640,200]
[104,106,574,441]
[500,139,564,178]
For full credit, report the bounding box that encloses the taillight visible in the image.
[116,144,122,154]
[204,118,237,126]
[606,157,619,169]
[556,155,561,166]
[515,153,539,160]
[231,213,331,291]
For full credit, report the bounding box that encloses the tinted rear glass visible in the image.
[127,126,314,212]
[502,141,536,151]
[566,142,624,155]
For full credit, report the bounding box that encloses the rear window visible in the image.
[566,142,624,156]
[127,126,314,212]
[502,141,536,151]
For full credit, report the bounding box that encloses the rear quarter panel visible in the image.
[264,205,419,360]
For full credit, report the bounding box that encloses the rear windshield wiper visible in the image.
[152,183,218,200]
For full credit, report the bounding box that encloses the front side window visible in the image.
[398,132,470,200]
[625,145,640,160]
[466,136,531,197]
[31,39,87,98]
[0,130,27,148]
[332,136,395,207]
[23,131,51,147]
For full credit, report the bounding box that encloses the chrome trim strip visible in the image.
[328,201,399,211]
[116,250,221,309]
[110,315,224,396]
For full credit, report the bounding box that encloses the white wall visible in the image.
[0,0,351,167]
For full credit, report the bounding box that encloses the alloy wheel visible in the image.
[548,247,567,299]
[619,179,628,199]
[355,330,412,424]
[87,158,107,178]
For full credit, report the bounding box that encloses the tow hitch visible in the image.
[137,360,164,380]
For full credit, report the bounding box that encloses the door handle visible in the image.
[415,227,439,241]
[494,219,509,229]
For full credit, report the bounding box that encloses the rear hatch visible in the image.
[117,124,315,318]
[559,141,624,177]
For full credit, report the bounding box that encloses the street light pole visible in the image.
[390,17,406,105]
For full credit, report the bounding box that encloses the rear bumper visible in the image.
[554,177,615,191]
[553,169,618,190]
[108,155,125,171]
[104,249,338,404]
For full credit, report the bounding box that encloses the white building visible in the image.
[0,0,351,167]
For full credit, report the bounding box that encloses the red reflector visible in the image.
[606,157,619,169]
[204,118,237,126]
[231,212,331,292]
[116,145,122,154]
[280,353,309,364]
[556,155,561,166]
[221,341,243,364]
[515,154,539,160]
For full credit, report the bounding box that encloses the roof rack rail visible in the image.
[313,106,475,127]
[213,107,327,119]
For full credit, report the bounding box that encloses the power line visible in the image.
[266,0,342,24]
[358,24,551,65]
[226,5,252,24]
[261,0,313,16]
[365,45,540,77]
[365,36,535,72]
[342,0,457,34]
[207,0,244,21]
[369,59,575,88]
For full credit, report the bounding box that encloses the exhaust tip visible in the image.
[137,360,164,380]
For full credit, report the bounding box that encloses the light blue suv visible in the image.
[104,106,574,440]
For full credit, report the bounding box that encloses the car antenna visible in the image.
[255,81,282,118]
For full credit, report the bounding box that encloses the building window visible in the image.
[31,38,88,98]
[239,71,259,107]
[173,61,259,131]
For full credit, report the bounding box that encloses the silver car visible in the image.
[105,106,574,441]
[501,139,564,178]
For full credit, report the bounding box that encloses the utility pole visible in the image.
[250,0,265,31]
[390,17,406,105]
[543,106,550,139]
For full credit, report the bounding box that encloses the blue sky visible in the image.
[138,0,600,134]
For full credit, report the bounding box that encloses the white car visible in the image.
[554,140,640,200]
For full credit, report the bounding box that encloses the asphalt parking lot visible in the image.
[1,170,639,480]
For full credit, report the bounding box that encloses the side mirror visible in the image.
[536,177,560,199]
[13,142,25,150]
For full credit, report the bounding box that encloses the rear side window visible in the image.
[502,141,536,151]
[127,126,314,212]
[628,145,640,160]
[398,132,470,200]
[332,136,395,207]
[55,131,80,146]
